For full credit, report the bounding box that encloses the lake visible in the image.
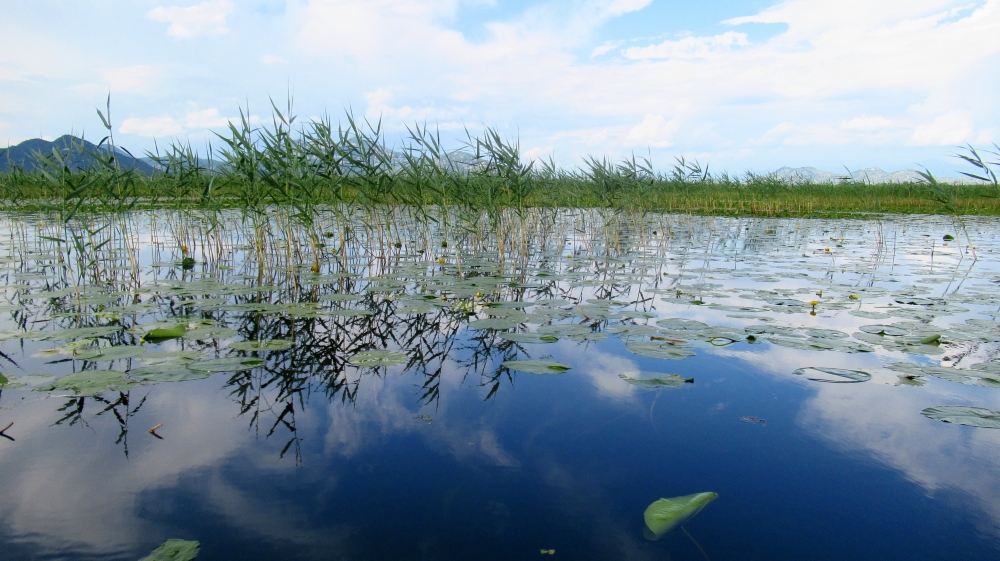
[1,209,999,560]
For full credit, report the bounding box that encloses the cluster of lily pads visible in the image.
[2,212,1000,429]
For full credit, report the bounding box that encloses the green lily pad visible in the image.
[501,360,571,374]
[130,364,211,383]
[499,333,558,344]
[793,367,871,383]
[655,318,709,331]
[619,373,693,388]
[0,373,25,389]
[349,350,408,367]
[39,370,139,396]
[141,539,200,561]
[537,324,592,336]
[921,406,1000,428]
[145,325,186,340]
[859,324,909,336]
[625,341,696,360]
[74,346,147,361]
[643,492,718,541]
[187,357,265,373]
[229,340,293,352]
[468,318,520,330]
[141,351,206,365]
[182,327,239,340]
[27,326,121,341]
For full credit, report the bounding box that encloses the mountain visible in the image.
[0,135,155,175]
[771,166,967,184]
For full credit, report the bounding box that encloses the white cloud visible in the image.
[119,108,242,137]
[604,0,653,17]
[840,116,895,131]
[120,116,184,137]
[625,114,678,148]
[260,53,288,65]
[183,107,233,129]
[622,31,751,60]
[149,0,235,38]
[909,111,975,145]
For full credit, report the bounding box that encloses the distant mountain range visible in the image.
[0,135,155,175]
[770,166,969,184]
[0,136,975,184]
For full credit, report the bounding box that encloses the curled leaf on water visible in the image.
[141,539,200,561]
[793,367,871,383]
[921,406,1000,428]
[643,492,718,541]
[144,325,186,340]
[501,360,571,374]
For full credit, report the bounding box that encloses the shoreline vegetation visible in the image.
[1,102,998,218]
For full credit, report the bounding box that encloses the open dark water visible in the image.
[1,211,999,560]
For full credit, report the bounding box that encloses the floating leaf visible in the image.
[130,364,211,383]
[0,373,24,389]
[182,327,239,340]
[859,324,909,336]
[74,346,147,361]
[468,318,520,330]
[187,357,265,373]
[145,325,186,340]
[626,341,696,360]
[501,360,571,374]
[619,373,693,388]
[349,350,408,367]
[921,406,1000,428]
[38,370,138,396]
[229,340,293,352]
[793,367,871,383]
[141,539,200,561]
[643,492,718,541]
[499,333,558,344]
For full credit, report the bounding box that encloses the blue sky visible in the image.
[1,0,998,175]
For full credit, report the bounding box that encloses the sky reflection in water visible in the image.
[0,211,999,560]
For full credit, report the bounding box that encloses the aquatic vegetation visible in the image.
[643,492,718,540]
[921,406,1000,428]
[140,539,200,561]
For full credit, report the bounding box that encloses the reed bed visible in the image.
[2,103,999,222]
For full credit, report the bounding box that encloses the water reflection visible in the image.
[0,211,999,559]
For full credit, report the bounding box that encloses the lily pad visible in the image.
[145,325,186,340]
[39,370,139,396]
[130,364,211,383]
[0,373,25,389]
[499,333,558,344]
[229,340,293,352]
[141,539,200,561]
[793,367,871,383]
[859,324,909,336]
[921,406,1000,428]
[619,373,693,388]
[643,492,718,541]
[468,318,520,330]
[187,357,265,373]
[349,350,408,367]
[625,341,696,360]
[74,346,147,361]
[182,327,239,340]
[501,360,571,374]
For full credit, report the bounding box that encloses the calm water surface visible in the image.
[1,211,999,560]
